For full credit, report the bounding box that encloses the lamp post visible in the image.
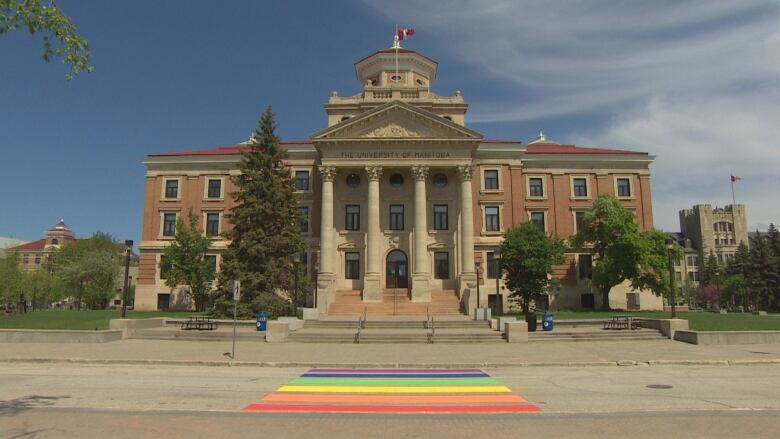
[314,260,320,308]
[475,261,482,310]
[494,249,502,316]
[665,238,676,319]
[292,253,301,315]
[121,239,133,318]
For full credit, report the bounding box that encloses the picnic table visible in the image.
[181,316,218,331]
[603,315,641,330]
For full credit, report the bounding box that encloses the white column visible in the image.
[363,166,383,301]
[411,165,431,302]
[457,164,477,315]
[317,165,337,310]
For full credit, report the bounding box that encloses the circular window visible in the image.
[416,79,425,86]
[389,173,404,187]
[391,75,402,82]
[346,173,360,187]
[433,173,448,188]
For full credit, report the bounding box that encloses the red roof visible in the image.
[526,143,647,155]
[8,239,46,252]
[149,141,312,157]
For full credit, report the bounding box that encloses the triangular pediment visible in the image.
[311,101,483,142]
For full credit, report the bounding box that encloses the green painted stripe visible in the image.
[288,377,499,386]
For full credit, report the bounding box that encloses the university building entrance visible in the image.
[386,250,408,289]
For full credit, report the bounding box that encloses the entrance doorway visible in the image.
[386,250,408,289]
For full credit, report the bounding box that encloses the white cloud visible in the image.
[360,0,780,230]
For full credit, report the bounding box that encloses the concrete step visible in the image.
[130,329,264,342]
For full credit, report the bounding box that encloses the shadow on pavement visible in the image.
[0,395,70,417]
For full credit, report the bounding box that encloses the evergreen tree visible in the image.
[747,232,780,311]
[700,250,721,287]
[159,209,215,312]
[212,107,307,318]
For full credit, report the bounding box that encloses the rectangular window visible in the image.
[164,180,179,199]
[389,204,404,230]
[295,170,310,192]
[345,205,360,231]
[159,256,168,280]
[573,178,588,197]
[300,252,308,276]
[434,252,449,279]
[345,252,360,279]
[578,254,593,280]
[206,213,220,237]
[617,178,631,197]
[204,255,217,273]
[530,211,545,231]
[23,255,29,264]
[207,179,222,198]
[485,206,500,232]
[687,255,699,267]
[675,271,682,281]
[484,170,499,190]
[575,211,587,233]
[298,206,309,233]
[433,205,448,230]
[34,256,41,264]
[486,252,498,279]
[163,213,177,236]
[529,177,544,197]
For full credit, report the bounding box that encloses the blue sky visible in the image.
[1,0,779,244]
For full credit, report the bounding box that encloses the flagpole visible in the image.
[731,176,737,207]
[394,24,399,86]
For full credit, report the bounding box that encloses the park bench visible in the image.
[181,316,218,331]
[603,315,640,330]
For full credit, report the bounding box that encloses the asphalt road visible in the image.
[1,363,778,438]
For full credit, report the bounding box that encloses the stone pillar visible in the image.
[363,166,383,302]
[317,165,337,311]
[457,164,478,314]
[411,165,431,302]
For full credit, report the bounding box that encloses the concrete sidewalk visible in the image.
[1,338,780,368]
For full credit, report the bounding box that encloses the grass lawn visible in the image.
[500,310,780,331]
[0,310,199,331]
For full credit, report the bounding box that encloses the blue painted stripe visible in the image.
[301,373,489,379]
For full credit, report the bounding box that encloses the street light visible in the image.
[314,260,320,308]
[494,248,502,316]
[121,239,133,318]
[475,261,482,310]
[665,237,676,319]
[292,253,301,315]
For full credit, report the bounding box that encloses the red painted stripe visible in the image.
[262,393,527,404]
[244,404,541,413]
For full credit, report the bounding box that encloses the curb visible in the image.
[1,357,779,368]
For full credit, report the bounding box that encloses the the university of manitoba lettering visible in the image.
[136,45,657,315]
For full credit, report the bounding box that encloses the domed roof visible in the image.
[48,219,72,232]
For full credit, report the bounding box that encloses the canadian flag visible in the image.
[398,27,415,40]
[731,175,741,182]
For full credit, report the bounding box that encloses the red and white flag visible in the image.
[731,175,741,182]
[398,27,415,41]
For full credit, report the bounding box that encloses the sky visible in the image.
[1,0,779,244]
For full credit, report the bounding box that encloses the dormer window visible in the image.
[416,79,425,86]
[340,116,351,122]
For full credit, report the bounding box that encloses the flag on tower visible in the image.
[398,27,415,41]
[731,175,741,182]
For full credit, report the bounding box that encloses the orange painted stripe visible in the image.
[262,393,527,404]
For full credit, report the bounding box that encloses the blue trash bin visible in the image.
[255,311,267,332]
[542,311,554,331]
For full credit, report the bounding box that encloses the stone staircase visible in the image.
[528,328,667,342]
[286,318,504,343]
[327,289,462,316]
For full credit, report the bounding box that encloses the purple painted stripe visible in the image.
[308,368,483,374]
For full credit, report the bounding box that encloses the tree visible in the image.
[212,107,307,318]
[1,0,92,79]
[498,222,566,315]
[54,232,120,309]
[700,250,721,287]
[721,273,748,309]
[747,232,780,311]
[0,253,22,310]
[571,194,678,310]
[159,209,215,312]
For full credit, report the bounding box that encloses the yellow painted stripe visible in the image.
[276,385,512,394]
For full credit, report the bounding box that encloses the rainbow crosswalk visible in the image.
[244,368,540,413]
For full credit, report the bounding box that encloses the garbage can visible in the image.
[255,311,267,332]
[525,312,537,332]
[542,311,554,331]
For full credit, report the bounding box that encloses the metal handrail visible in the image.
[355,314,363,344]
[362,306,367,329]
[428,315,435,344]
[424,307,430,329]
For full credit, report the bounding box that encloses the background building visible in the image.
[137,45,658,314]
[679,204,748,265]
[0,237,29,259]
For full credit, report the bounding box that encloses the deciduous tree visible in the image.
[498,222,566,314]
[0,0,92,79]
